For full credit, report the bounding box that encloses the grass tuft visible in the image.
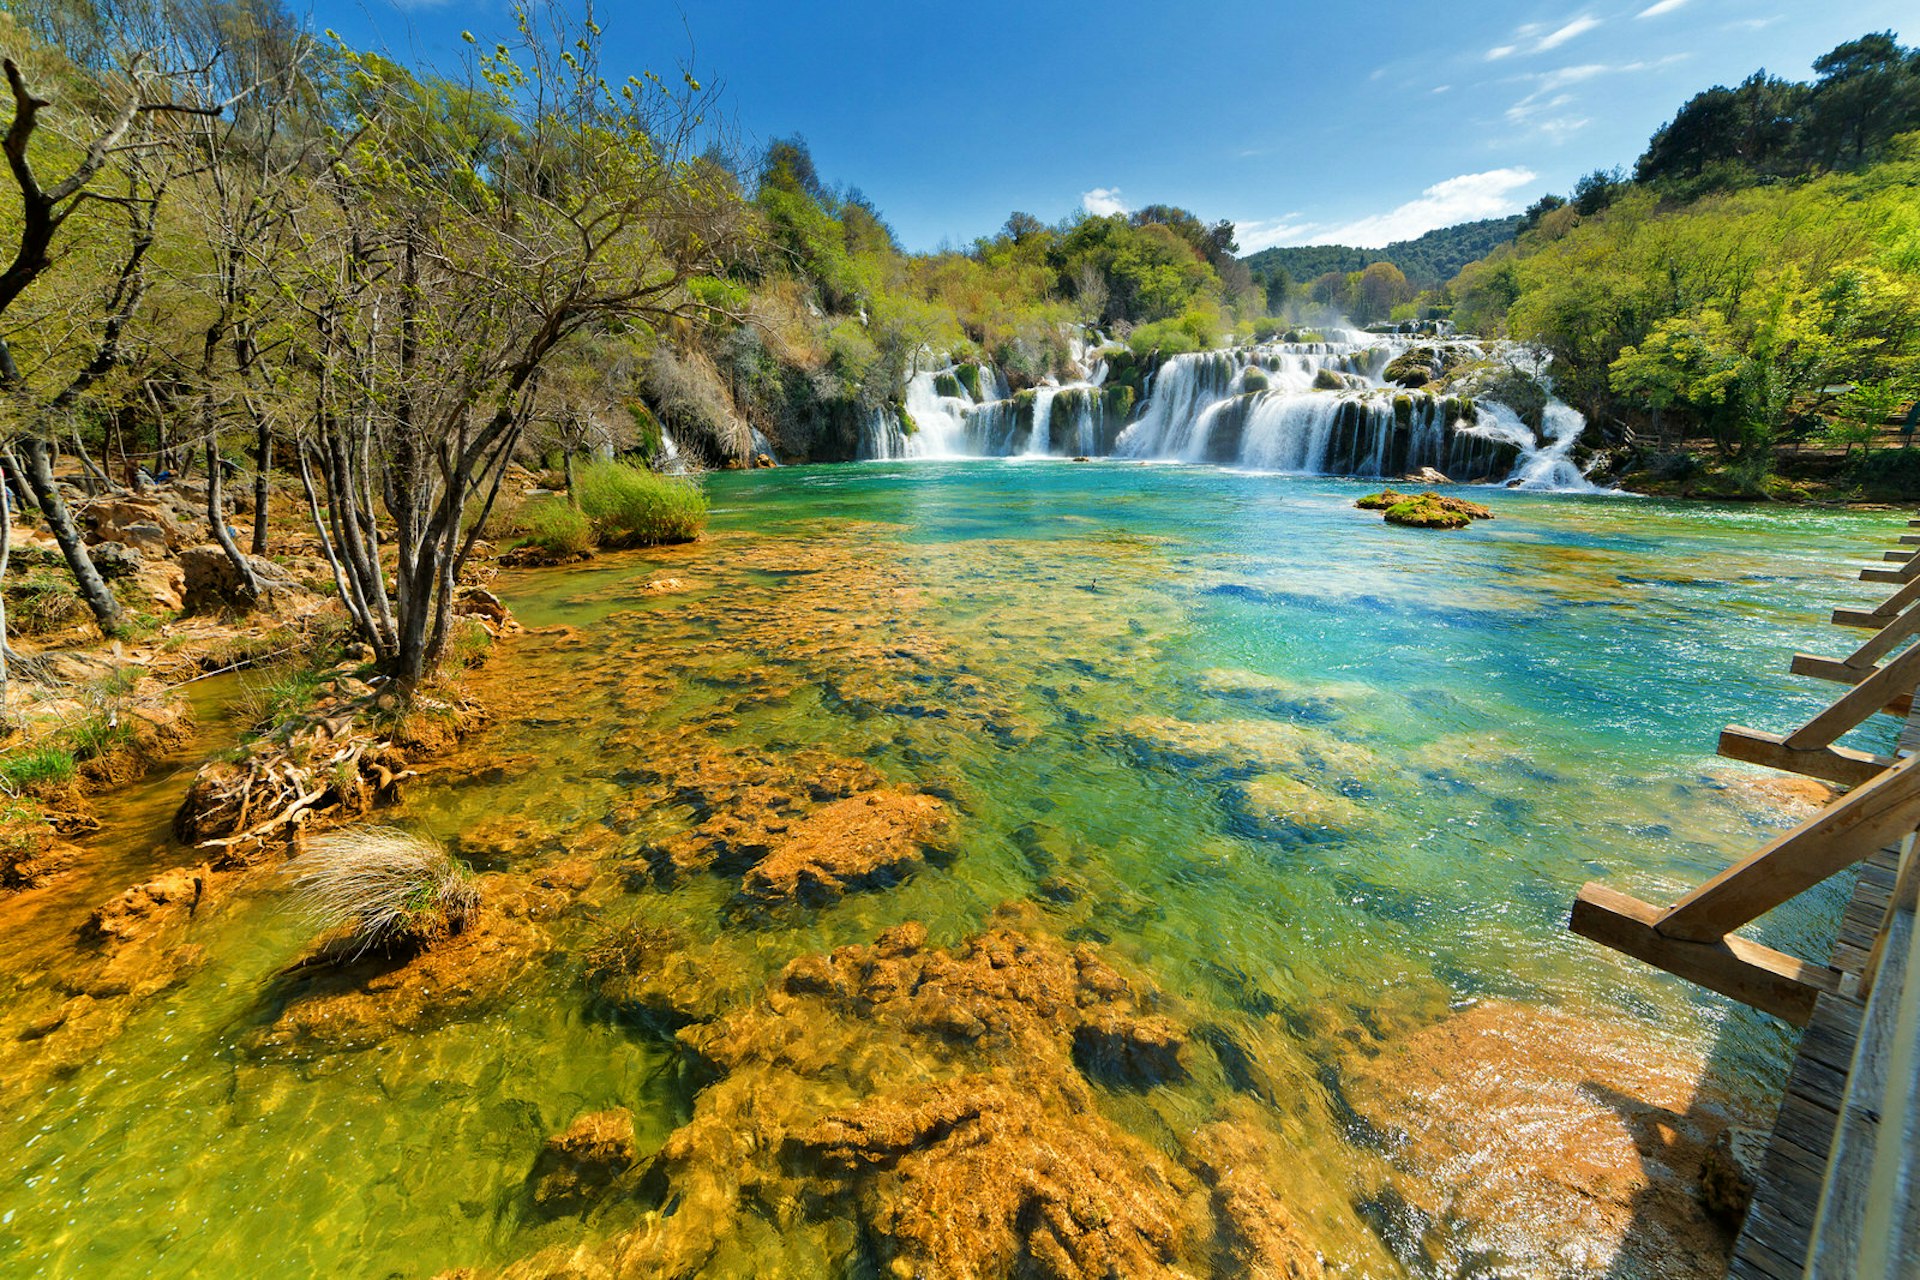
[573,459,708,548]
[288,826,479,958]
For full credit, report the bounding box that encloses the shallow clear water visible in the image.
[0,461,1900,1277]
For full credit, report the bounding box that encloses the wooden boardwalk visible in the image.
[1728,842,1903,1278]
[1568,513,1920,1278]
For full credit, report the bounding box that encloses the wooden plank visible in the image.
[1806,898,1917,1279]
[1717,725,1892,788]
[1883,550,1914,562]
[1844,604,1920,667]
[1860,568,1912,585]
[1785,641,1920,749]
[1791,654,1920,719]
[1835,574,1920,627]
[1900,535,1920,546]
[1659,756,1920,941]
[1569,884,1838,1024]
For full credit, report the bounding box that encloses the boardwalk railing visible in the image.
[1568,515,1920,1277]
[1573,520,1920,1025]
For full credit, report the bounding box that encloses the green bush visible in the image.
[1127,310,1217,356]
[574,459,708,547]
[0,746,77,792]
[517,497,594,559]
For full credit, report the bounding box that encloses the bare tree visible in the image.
[285,7,748,690]
[0,33,236,633]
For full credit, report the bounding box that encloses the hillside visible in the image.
[1240,216,1523,291]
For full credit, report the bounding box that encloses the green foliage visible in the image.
[953,363,982,400]
[0,746,77,792]
[1104,385,1136,421]
[1636,34,1920,188]
[1243,217,1524,294]
[517,497,594,558]
[235,664,326,732]
[573,459,708,547]
[1128,310,1218,355]
[1383,497,1471,530]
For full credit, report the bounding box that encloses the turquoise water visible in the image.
[0,460,1899,1277]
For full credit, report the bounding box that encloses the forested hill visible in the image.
[1240,217,1522,292]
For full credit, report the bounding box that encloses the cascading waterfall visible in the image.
[857,334,1606,491]
[1457,401,1597,491]
[1027,388,1058,457]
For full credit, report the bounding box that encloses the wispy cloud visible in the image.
[1487,14,1602,59]
[1537,16,1602,50]
[1636,0,1688,16]
[1081,187,1128,217]
[1246,169,1539,250]
[1502,56,1685,140]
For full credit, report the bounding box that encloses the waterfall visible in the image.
[1028,388,1058,457]
[859,335,1602,489]
[1458,402,1601,492]
[858,407,906,461]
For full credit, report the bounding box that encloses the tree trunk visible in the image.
[251,420,272,556]
[205,438,261,601]
[16,437,122,633]
[0,476,12,732]
[563,448,576,505]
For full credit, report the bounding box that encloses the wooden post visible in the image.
[1658,754,1920,943]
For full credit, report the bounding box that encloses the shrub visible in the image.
[0,746,76,793]
[573,460,707,547]
[517,497,594,559]
[289,826,480,958]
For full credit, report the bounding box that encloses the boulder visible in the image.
[82,497,189,551]
[178,544,300,614]
[86,540,143,580]
[1404,467,1451,485]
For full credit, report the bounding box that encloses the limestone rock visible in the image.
[530,1108,638,1211]
[178,544,302,614]
[737,788,948,907]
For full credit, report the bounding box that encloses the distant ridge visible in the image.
[1240,216,1523,290]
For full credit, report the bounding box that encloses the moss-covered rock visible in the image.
[1104,385,1135,422]
[1241,368,1270,394]
[1384,497,1471,529]
[1355,489,1405,511]
[1312,368,1348,392]
[1392,395,1413,427]
[954,363,983,400]
[933,372,963,400]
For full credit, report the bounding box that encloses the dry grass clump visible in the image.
[289,826,479,958]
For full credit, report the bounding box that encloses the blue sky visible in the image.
[315,0,1911,252]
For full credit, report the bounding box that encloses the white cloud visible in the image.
[1489,13,1602,60]
[1081,187,1128,217]
[1501,56,1685,140]
[1636,0,1687,16]
[1297,168,1539,247]
[1235,217,1321,253]
[1537,16,1602,50]
[1432,84,1453,94]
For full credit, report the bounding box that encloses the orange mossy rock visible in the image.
[530,1109,639,1211]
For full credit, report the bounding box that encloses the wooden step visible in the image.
[1718,726,1893,787]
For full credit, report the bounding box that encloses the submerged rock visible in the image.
[737,788,948,907]
[469,921,1327,1279]
[251,900,548,1053]
[529,1108,639,1212]
[1119,716,1377,787]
